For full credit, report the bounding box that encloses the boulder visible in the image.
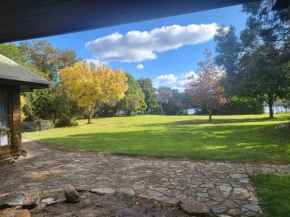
[179,199,211,216]
[0,192,26,209]
[89,188,115,195]
[64,187,80,203]
[0,209,31,217]
[22,194,40,209]
[30,204,46,214]
[116,188,135,198]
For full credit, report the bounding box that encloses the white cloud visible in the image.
[153,71,199,91]
[136,64,144,70]
[172,79,189,92]
[180,71,199,80]
[172,71,199,91]
[153,74,178,88]
[85,23,219,62]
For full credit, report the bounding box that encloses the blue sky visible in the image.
[30,4,248,90]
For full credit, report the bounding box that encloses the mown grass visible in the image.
[23,114,290,162]
[251,174,290,217]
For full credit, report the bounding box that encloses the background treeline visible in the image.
[0,38,285,128]
[0,0,289,126]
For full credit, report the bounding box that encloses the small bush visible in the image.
[55,116,78,127]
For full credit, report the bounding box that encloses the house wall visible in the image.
[0,86,22,159]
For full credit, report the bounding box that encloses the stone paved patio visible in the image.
[1,139,290,216]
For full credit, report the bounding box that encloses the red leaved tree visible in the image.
[188,48,226,122]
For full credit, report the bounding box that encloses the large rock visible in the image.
[30,204,46,214]
[0,209,31,217]
[0,192,26,209]
[64,187,80,203]
[116,188,135,198]
[90,188,116,195]
[22,194,40,209]
[179,199,211,216]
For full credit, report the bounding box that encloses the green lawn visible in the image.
[23,114,290,162]
[251,174,290,217]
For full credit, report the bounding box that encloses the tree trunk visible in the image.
[160,105,164,115]
[207,103,212,123]
[209,110,212,123]
[87,103,98,124]
[176,106,185,115]
[269,102,274,119]
[87,115,92,124]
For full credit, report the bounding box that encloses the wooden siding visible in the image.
[0,86,22,159]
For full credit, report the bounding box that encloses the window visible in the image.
[0,89,11,146]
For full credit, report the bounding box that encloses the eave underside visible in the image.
[0,0,259,43]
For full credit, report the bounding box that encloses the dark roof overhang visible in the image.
[271,0,290,9]
[0,0,260,43]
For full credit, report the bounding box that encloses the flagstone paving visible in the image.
[1,139,290,216]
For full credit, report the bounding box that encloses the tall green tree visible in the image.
[0,43,47,78]
[118,73,147,115]
[19,40,78,81]
[215,26,242,76]
[214,1,290,118]
[22,86,79,126]
[0,43,27,64]
[240,1,290,118]
[214,26,243,98]
[137,78,158,112]
[239,45,289,118]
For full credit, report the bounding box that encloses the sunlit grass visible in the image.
[251,174,290,217]
[23,114,290,162]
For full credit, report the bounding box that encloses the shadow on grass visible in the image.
[153,116,288,126]
[38,122,290,162]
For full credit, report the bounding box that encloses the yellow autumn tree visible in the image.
[20,95,27,121]
[59,61,128,124]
